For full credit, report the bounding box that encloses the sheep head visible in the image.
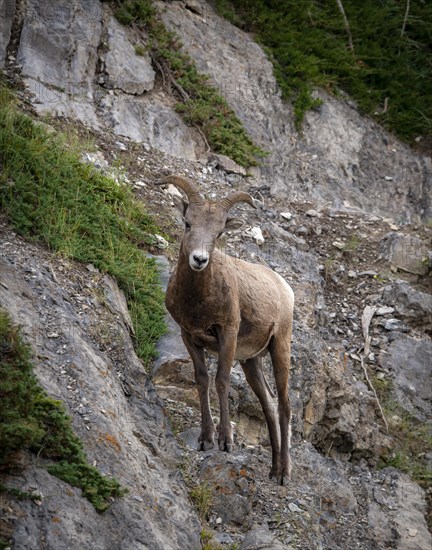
[157,175,256,271]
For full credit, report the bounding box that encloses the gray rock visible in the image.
[383,318,409,332]
[241,523,288,550]
[382,281,432,332]
[99,95,197,160]
[379,335,432,421]
[392,471,432,550]
[17,0,103,90]
[24,78,101,130]
[0,0,15,67]
[199,452,256,525]
[104,16,155,94]
[376,306,395,316]
[208,153,247,175]
[179,427,201,449]
[379,232,430,276]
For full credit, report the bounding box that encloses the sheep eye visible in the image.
[184,221,191,230]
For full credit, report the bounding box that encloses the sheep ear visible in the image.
[172,195,189,217]
[224,217,243,231]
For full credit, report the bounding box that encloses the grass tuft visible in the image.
[190,482,213,520]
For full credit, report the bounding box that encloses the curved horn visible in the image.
[156,175,204,205]
[219,191,256,212]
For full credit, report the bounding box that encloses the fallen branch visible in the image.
[361,306,388,432]
[194,124,211,155]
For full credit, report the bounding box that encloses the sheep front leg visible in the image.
[215,326,237,452]
[181,329,215,451]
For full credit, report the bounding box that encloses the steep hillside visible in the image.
[0,1,431,549]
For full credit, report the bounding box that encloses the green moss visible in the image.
[0,81,165,367]
[111,0,266,167]
[0,310,125,512]
[217,0,432,143]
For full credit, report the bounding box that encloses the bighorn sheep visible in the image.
[157,175,294,484]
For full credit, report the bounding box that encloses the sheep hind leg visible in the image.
[240,356,281,481]
[181,329,215,450]
[268,337,292,485]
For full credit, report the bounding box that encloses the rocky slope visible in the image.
[0,0,431,549]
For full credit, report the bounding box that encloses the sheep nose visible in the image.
[193,254,207,266]
[190,252,209,270]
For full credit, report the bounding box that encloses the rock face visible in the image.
[103,16,155,95]
[6,0,198,160]
[159,1,431,223]
[380,232,430,276]
[382,281,432,333]
[379,335,432,422]
[2,0,431,221]
[0,224,201,550]
[1,0,431,547]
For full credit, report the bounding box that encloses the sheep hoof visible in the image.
[198,439,214,451]
[218,439,233,453]
[277,474,288,486]
[270,467,290,485]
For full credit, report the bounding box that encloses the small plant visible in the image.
[134,43,147,56]
[214,0,241,26]
[200,529,222,550]
[190,482,212,520]
[342,235,361,253]
[0,483,41,502]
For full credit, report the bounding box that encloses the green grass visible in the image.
[0,310,124,512]
[110,0,266,167]
[190,482,213,520]
[0,83,165,366]
[216,0,432,142]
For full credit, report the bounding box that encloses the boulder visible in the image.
[241,523,288,550]
[382,281,432,333]
[199,451,256,526]
[379,232,430,276]
[379,334,432,422]
[208,153,247,175]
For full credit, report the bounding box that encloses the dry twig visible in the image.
[360,306,388,432]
